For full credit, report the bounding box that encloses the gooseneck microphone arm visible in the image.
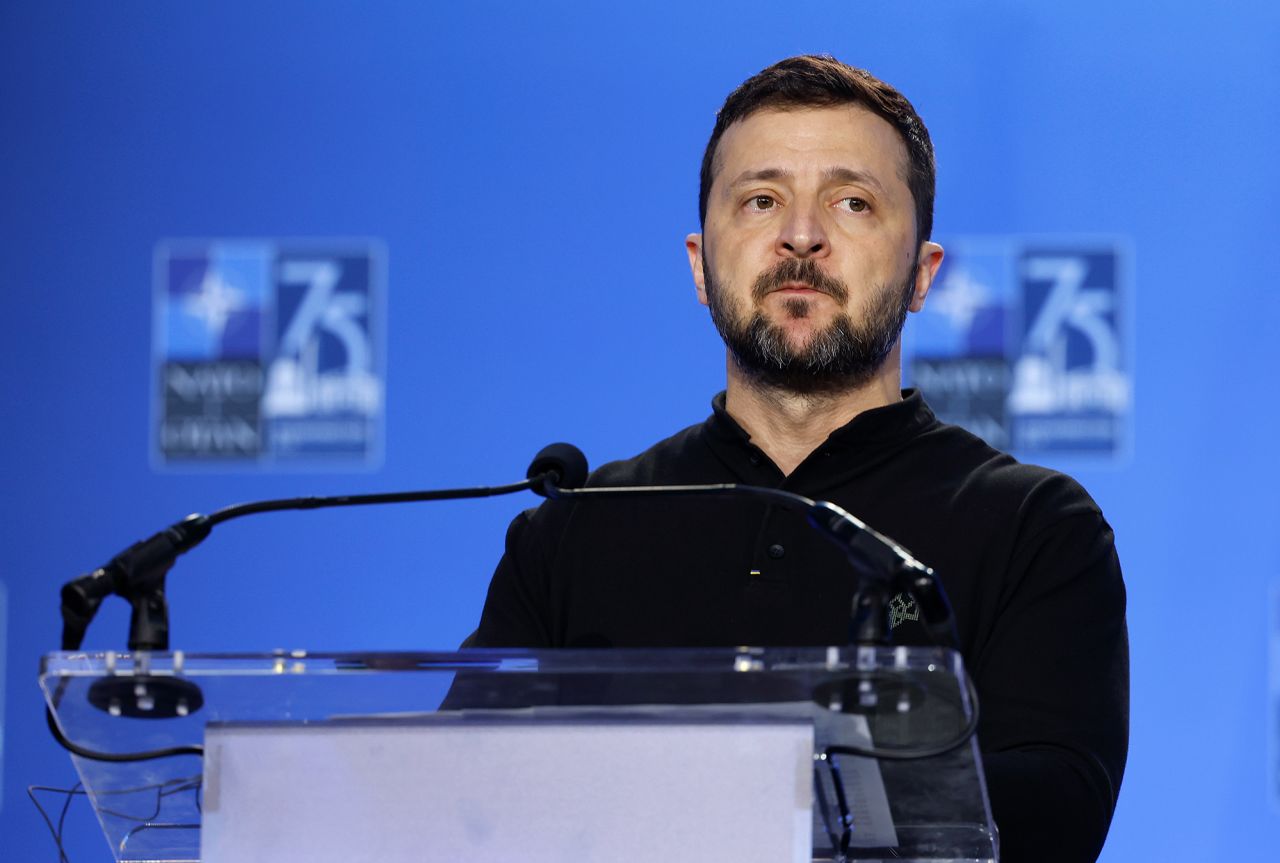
[50,452,588,759]
[527,445,958,648]
[59,438,951,652]
[51,442,964,768]
[59,474,564,653]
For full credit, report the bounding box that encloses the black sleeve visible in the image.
[973,479,1129,863]
[471,506,559,648]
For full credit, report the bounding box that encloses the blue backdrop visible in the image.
[3,1,1279,858]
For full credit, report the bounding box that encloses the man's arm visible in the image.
[973,481,1129,863]
[471,506,558,647]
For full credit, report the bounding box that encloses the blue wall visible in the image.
[3,1,1278,858]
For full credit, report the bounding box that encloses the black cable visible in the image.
[45,706,202,762]
[27,783,76,863]
[812,765,841,853]
[120,820,201,851]
[28,776,205,862]
[822,668,981,762]
[824,753,855,857]
[55,780,78,854]
[809,668,981,857]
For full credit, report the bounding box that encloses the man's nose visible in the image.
[776,200,828,258]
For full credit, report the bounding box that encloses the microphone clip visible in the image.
[60,514,211,652]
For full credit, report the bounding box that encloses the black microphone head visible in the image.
[527,443,589,490]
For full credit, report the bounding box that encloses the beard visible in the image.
[703,254,917,395]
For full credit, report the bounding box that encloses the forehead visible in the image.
[713,105,910,193]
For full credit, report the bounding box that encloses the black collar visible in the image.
[707,388,936,450]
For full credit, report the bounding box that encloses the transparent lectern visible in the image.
[41,645,997,862]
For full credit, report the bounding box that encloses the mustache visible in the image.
[750,258,849,304]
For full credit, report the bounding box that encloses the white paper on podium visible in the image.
[201,716,817,863]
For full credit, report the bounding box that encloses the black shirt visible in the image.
[474,390,1128,862]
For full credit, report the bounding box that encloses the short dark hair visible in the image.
[698,55,936,243]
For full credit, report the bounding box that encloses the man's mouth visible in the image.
[750,261,849,304]
[772,281,827,296]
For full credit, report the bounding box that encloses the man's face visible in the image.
[686,105,943,392]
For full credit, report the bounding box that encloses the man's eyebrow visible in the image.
[724,166,886,191]
[823,167,885,191]
[726,168,792,188]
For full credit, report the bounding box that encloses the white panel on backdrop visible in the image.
[202,719,815,863]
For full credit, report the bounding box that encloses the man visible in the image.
[472,55,1128,862]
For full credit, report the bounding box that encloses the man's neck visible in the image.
[723,352,904,477]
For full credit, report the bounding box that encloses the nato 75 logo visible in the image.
[1009,248,1128,454]
[904,238,1130,460]
[154,240,384,467]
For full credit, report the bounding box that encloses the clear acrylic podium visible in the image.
[40,646,997,862]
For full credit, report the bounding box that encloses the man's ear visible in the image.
[909,241,945,313]
[686,233,708,307]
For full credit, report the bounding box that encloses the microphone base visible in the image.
[812,673,928,716]
[87,675,204,719]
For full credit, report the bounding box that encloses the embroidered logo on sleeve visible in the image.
[888,592,921,629]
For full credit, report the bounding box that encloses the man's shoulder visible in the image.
[913,416,1103,523]
[512,418,714,540]
[587,420,714,487]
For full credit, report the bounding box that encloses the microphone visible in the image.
[526,442,590,493]
[61,446,585,655]
[52,446,582,744]
[527,443,956,647]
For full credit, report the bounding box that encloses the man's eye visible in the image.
[748,195,776,211]
[840,197,869,212]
